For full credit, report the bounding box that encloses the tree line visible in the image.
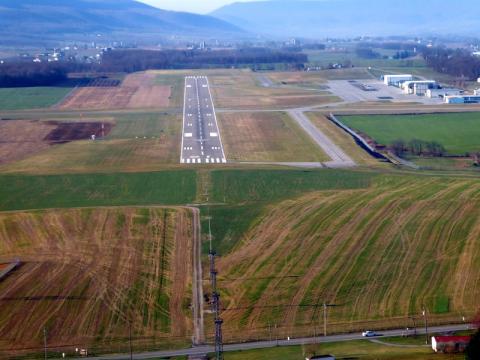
[390,139,446,157]
[423,47,480,80]
[0,62,69,87]
[100,48,307,73]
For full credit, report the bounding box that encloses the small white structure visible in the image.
[475,89,480,96]
[426,88,462,98]
[402,80,438,95]
[383,74,413,86]
[445,95,480,104]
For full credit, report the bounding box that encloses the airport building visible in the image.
[402,80,438,96]
[383,74,413,87]
[426,88,462,98]
[445,95,480,104]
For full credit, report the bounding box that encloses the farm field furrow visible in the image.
[0,207,193,354]
[215,177,480,342]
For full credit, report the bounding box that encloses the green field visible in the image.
[340,113,480,155]
[222,338,461,360]
[0,170,196,211]
[0,87,73,110]
[210,169,375,204]
[305,49,426,69]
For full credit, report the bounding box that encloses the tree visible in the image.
[390,139,406,156]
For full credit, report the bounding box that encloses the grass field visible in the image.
[214,176,480,342]
[0,113,182,174]
[210,169,375,204]
[339,113,480,155]
[209,70,339,109]
[0,170,196,211]
[0,207,193,354]
[0,87,73,110]
[217,112,329,162]
[222,339,461,360]
[305,49,427,70]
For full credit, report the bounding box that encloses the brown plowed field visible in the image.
[0,207,193,354]
[44,121,113,144]
[58,72,171,110]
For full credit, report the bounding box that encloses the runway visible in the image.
[181,76,226,164]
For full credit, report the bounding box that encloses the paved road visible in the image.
[189,207,205,345]
[288,110,356,168]
[181,76,226,164]
[83,324,470,359]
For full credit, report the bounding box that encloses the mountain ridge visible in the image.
[211,0,480,38]
[0,0,245,44]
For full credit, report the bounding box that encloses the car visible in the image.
[362,330,378,337]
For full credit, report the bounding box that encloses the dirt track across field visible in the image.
[190,207,205,345]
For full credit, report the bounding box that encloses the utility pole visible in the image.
[323,303,327,337]
[410,316,417,337]
[129,321,133,360]
[422,307,429,345]
[43,327,47,360]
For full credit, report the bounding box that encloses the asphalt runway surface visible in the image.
[181,76,226,164]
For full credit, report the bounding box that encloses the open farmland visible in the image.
[339,113,480,155]
[1,113,181,174]
[0,170,196,211]
[214,176,480,342]
[0,120,56,164]
[0,207,193,353]
[0,87,73,110]
[58,72,171,110]
[210,71,339,109]
[217,112,329,162]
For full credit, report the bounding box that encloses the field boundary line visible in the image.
[189,206,205,345]
[51,85,79,109]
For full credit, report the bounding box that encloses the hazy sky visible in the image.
[139,0,254,14]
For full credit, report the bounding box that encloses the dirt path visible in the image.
[288,110,356,168]
[189,207,205,345]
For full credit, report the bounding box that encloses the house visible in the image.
[431,336,470,353]
[306,355,336,360]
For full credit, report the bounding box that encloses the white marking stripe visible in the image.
[210,132,218,137]
[184,133,192,138]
